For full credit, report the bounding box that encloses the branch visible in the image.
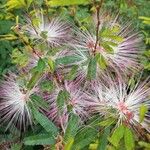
[94,0,104,53]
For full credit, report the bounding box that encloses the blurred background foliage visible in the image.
[0,0,150,76]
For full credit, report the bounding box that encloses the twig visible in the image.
[94,0,104,53]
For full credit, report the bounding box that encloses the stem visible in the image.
[94,0,104,53]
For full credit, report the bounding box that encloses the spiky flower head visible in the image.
[45,76,87,131]
[85,76,150,132]
[0,74,37,131]
[25,11,71,47]
[72,13,143,76]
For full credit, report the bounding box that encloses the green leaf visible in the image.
[56,55,82,66]
[73,127,97,149]
[26,0,33,8]
[30,94,49,110]
[48,0,91,7]
[101,42,114,53]
[11,143,22,150]
[64,114,79,143]
[37,58,46,72]
[87,56,97,80]
[27,71,41,90]
[124,127,135,150]
[57,90,70,113]
[138,141,150,148]
[64,137,74,150]
[65,65,78,80]
[98,118,115,127]
[47,58,55,73]
[24,133,55,145]
[40,80,54,93]
[11,48,29,67]
[109,125,125,147]
[139,104,148,123]
[33,109,58,136]
[6,0,26,10]
[96,54,107,70]
[97,126,111,150]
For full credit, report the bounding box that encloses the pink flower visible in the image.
[72,14,143,76]
[85,76,150,132]
[45,76,87,131]
[25,12,71,47]
[0,74,37,131]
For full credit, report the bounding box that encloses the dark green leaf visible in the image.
[33,109,58,136]
[87,56,97,80]
[97,126,111,150]
[65,65,78,80]
[57,90,70,113]
[72,127,97,149]
[30,94,49,110]
[40,80,54,93]
[56,55,82,66]
[24,133,55,145]
[11,144,22,150]
[64,114,79,143]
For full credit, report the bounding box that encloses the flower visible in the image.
[71,14,143,76]
[0,74,37,130]
[85,76,150,132]
[45,76,87,131]
[25,12,71,47]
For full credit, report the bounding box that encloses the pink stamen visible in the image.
[117,101,134,121]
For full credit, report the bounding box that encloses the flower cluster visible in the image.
[0,10,149,136]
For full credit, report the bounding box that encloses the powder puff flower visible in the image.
[72,14,143,76]
[45,76,87,131]
[0,74,37,131]
[85,76,150,132]
[25,12,71,47]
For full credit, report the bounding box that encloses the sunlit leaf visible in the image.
[124,127,135,150]
[139,104,148,123]
[109,125,125,147]
[48,0,91,7]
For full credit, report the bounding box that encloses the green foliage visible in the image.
[11,48,29,67]
[98,118,116,127]
[11,144,22,150]
[56,55,82,66]
[23,133,55,145]
[139,104,148,123]
[65,65,78,80]
[0,0,150,149]
[32,108,58,136]
[72,126,98,149]
[48,0,91,7]
[64,114,79,143]
[138,141,150,149]
[96,53,107,70]
[124,127,135,150]
[5,0,33,10]
[57,90,70,113]
[109,125,125,147]
[30,94,49,110]
[87,56,97,80]
[40,80,55,93]
[27,58,46,89]
[97,126,111,150]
